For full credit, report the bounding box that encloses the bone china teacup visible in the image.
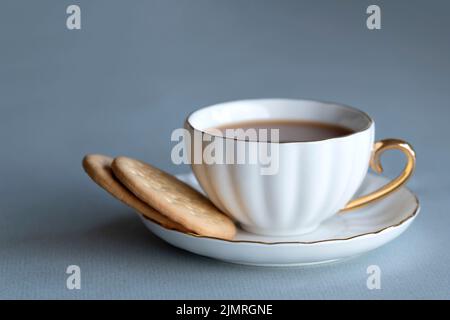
[185,99,416,236]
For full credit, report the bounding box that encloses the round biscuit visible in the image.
[111,156,236,240]
[82,154,187,232]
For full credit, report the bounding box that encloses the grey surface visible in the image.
[0,0,449,299]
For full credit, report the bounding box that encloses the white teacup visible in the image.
[185,99,415,236]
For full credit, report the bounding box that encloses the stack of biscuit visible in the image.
[82,155,236,240]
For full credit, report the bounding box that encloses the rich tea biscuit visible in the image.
[111,157,237,240]
[82,154,187,232]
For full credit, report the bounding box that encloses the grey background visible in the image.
[0,0,449,299]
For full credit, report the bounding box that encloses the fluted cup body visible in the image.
[186,99,374,236]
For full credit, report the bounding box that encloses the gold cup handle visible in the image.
[341,138,416,212]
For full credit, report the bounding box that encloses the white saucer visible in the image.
[140,172,420,266]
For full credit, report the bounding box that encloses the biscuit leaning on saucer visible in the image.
[111,156,237,240]
[82,154,187,232]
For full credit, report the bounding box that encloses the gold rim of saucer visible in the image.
[140,192,419,245]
